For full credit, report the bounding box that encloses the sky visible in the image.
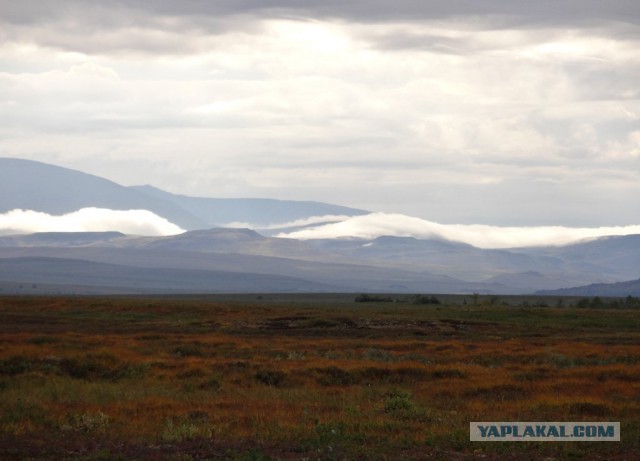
[1,0,639,227]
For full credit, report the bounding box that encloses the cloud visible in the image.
[0,208,184,236]
[4,1,639,32]
[223,214,353,230]
[276,212,640,248]
[0,1,638,228]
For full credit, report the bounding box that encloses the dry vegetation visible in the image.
[0,294,639,460]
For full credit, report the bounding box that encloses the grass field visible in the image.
[1,294,639,460]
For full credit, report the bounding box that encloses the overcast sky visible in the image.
[1,0,639,227]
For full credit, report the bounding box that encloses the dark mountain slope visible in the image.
[0,245,499,294]
[0,230,637,294]
[0,232,125,248]
[104,228,344,262]
[0,256,338,293]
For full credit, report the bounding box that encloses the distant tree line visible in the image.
[354,294,441,305]
[575,295,640,309]
[354,294,640,308]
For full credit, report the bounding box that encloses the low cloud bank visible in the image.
[275,213,640,248]
[224,215,352,230]
[0,208,184,236]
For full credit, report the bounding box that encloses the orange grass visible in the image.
[0,295,639,459]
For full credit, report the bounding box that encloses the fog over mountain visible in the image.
[275,213,640,249]
[0,158,367,234]
[3,158,639,249]
[0,208,183,237]
[0,158,206,230]
[0,158,638,295]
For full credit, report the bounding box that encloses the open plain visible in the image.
[0,294,639,460]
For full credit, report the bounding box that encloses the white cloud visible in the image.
[224,214,353,230]
[276,212,640,248]
[0,208,184,236]
[0,4,638,227]
[606,130,640,159]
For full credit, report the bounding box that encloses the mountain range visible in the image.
[0,158,366,230]
[0,157,638,296]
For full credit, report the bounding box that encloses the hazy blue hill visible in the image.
[1,229,636,294]
[538,278,640,297]
[0,232,125,247]
[520,234,640,280]
[0,245,498,294]
[306,236,585,283]
[308,236,473,260]
[0,256,339,294]
[0,158,366,232]
[0,158,207,230]
[2,158,639,295]
[483,271,593,292]
[117,228,340,261]
[131,185,368,227]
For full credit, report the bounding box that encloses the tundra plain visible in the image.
[1,294,639,460]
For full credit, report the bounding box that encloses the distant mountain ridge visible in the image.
[0,157,639,295]
[537,278,640,297]
[0,239,497,294]
[518,234,640,281]
[131,185,368,228]
[0,229,638,295]
[0,158,208,230]
[0,256,337,294]
[0,158,368,231]
[0,232,126,248]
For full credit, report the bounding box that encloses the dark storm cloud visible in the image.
[3,0,640,28]
[0,1,262,55]
[89,0,640,25]
[3,0,639,56]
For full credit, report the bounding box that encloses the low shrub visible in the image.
[58,353,146,381]
[62,411,110,433]
[383,389,415,412]
[172,344,205,357]
[0,356,32,376]
[569,402,611,417]
[464,384,528,401]
[254,369,287,387]
[314,366,355,386]
[354,294,393,303]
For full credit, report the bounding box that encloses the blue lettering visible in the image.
[598,426,614,438]
[474,423,617,441]
[500,425,513,437]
